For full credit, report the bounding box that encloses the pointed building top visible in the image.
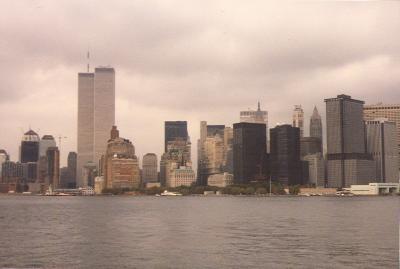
[311,106,321,119]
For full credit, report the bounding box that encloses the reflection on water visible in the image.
[0,196,398,269]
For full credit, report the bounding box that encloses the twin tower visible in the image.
[77,67,115,187]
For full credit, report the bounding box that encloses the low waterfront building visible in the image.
[207,173,234,187]
[167,163,196,188]
[346,183,399,195]
[94,176,104,194]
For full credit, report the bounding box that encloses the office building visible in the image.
[197,122,230,185]
[103,126,140,190]
[77,67,115,187]
[303,153,325,187]
[300,137,322,158]
[310,106,323,148]
[325,94,374,188]
[366,119,398,183]
[164,121,188,153]
[1,161,23,183]
[0,150,9,181]
[270,124,303,186]
[207,172,234,187]
[39,135,56,157]
[167,163,196,188]
[142,153,158,183]
[293,105,304,137]
[46,147,60,189]
[67,152,77,188]
[20,129,40,163]
[240,102,268,148]
[233,122,267,184]
[364,103,400,169]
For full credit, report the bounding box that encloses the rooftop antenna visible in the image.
[87,48,90,72]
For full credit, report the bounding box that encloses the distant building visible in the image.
[233,122,268,184]
[303,153,325,187]
[197,122,232,186]
[325,94,374,188]
[77,67,115,187]
[46,147,60,189]
[142,153,158,184]
[164,121,188,153]
[300,137,322,158]
[103,126,140,190]
[240,102,268,149]
[167,163,196,188]
[310,106,323,149]
[67,152,77,188]
[364,103,400,169]
[365,119,398,183]
[207,173,234,187]
[293,105,304,138]
[22,162,38,183]
[20,129,40,163]
[39,135,56,157]
[1,161,23,183]
[347,183,399,195]
[270,124,303,186]
[0,150,9,181]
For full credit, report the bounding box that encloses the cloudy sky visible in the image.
[0,0,399,167]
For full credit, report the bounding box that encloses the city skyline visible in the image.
[0,1,399,168]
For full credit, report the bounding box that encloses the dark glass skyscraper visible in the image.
[233,122,267,184]
[67,152,77,188]
[270,124,303,186]
[164,121,188,152]
[325,94,374,188]
[20,130,40,163]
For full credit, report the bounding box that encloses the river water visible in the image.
[0,196,398,268]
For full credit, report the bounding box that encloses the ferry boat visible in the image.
[160,190,183,196]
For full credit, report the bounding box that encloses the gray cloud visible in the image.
[0,0,399,166]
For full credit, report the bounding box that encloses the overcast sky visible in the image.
[0,0,399,167]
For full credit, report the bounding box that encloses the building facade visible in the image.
[142,153,158,184]
[77,67,115,187]
[325,94,375,188]
[293,105,304,138]
[46,147,60,189]
[310,106,323,149]
[164,121,188,153]
[233,122,267,184]
[300,137,322,158]
[39,135,56,157]
[103,126,140,190]
[365,119,398,183]
[167,164,196,188]
[364,103,400,169]
[303,153,325,187]
[270,124,303,186]
[20,130,40,163]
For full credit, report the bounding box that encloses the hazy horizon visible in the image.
[1,1,399,167]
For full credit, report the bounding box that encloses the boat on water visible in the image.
[159,190,183,196]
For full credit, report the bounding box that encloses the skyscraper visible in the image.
[240,102,268,146]
[39,135,56,157]
[197,121,227,186]
[310,106,323,146]
[46,147,60,189]
[270,124,304,186]
[293,105,304,138]
[365,119,398,183]
[67,152,77,188]
[233,122,267,184]
[142,153,158,184]
[20,129,40,163]
[77,67,115,186]
[325,94,374,188]
[164,121,188,153]
[364,103,400,169]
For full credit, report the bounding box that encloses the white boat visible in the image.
[160,190,183,196]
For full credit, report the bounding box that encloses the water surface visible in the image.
[0,196,398,268]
